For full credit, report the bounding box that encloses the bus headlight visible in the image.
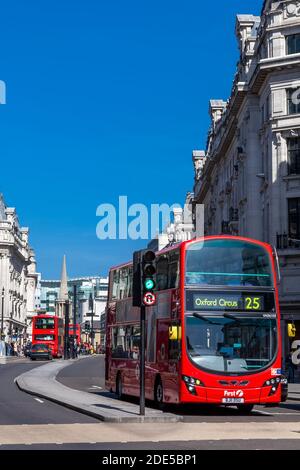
[263,377,282,396]
[182,375,204,395]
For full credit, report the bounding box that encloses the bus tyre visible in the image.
[154,377,164,408]
[116,373,123,400]
[236,404,254,414]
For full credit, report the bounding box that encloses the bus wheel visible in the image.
[116,373,123,400]
[154,377,164,407]
[236,404,254,414]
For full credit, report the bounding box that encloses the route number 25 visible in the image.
[245,297,261,311]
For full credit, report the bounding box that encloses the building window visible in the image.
[288,198,300,243]
[287,34,300,55]
[287,138,300,175]
[287,88,300,115]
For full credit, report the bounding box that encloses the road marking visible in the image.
[90,385,102,389]
[253,410,273,416]
[266,412,300,416]
[34,398,44,404]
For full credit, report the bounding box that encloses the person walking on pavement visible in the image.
[287,352,297,383]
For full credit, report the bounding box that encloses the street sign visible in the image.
[143,292,156,306]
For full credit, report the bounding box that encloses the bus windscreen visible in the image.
[185,239,273,288]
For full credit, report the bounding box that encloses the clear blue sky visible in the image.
[0,0,262,279]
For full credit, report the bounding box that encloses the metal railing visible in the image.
[277,233,300,249]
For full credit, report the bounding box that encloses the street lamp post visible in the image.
[64,300,70,360]
[89,293,94,349]
[73,284,77,327]
[1,287,5,341]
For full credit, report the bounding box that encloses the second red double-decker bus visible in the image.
[32,314,64,358]
[69,324,81,341]
[105,236,287,413]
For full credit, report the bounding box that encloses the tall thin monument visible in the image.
[56,255,69,318]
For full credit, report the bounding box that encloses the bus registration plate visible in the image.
[222,398,245,404]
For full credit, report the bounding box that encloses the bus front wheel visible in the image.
[154,377,164,407]
[236,404,254,414]
[116,373,123,400]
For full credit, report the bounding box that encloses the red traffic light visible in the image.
[143,250,156,263]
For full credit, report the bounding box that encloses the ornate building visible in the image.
[0,194,37,347]
[148,192,196,251]
[193,1,300,369]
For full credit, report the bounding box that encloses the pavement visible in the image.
[0,356,30,365]
[15,357,181,423]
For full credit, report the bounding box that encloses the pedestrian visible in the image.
[287,352,297,383]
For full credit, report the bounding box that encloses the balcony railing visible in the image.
[221,221,231,234]
[277,233,300,249]
[229,208,239,222]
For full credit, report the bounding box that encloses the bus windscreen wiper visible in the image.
[192,312,215,324]
[223,312,239,321]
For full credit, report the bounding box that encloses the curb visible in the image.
[288,395,300,402]
[15,358,182,423]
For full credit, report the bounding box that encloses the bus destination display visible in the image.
[192,293,265,312]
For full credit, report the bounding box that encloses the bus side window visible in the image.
[112,270,120,300]
[157,255,169,291]
[131,326,140,360]
[119,267,129,300]
[111,326,128,358]
[168,251,180,289]
[127,266,133,298]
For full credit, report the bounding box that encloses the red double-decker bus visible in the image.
[32,314,64,358]
[105,236,287,413]
[69,324,81,340]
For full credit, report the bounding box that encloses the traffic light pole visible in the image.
[140,304,146,416]
[64,301,70,360]
[133,249,156,417]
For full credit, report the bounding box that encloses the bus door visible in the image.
[168,322,181,402]
[157,320,180,402]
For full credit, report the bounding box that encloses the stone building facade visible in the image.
[40,276,108,325]
[0,194,37,348]
[192,0,300,367]
[148,192,196,251]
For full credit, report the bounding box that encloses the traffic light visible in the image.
[132,249,157,307]
[85,321,90,332]
[132,250,142,307]
[141,250,156,307]
[288,323,296,338]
